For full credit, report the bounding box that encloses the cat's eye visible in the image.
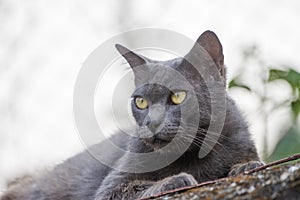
[171,91,187,105]
[135,97,148,109]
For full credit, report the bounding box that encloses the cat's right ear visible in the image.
[115,44,148,69]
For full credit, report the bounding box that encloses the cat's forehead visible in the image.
[134,59,191,91]
[133,84,169,98]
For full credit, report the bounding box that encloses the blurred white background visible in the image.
[1,0,300,192]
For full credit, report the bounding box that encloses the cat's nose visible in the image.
[147,104,165,133]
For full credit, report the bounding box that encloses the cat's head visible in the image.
[116,31,225,151]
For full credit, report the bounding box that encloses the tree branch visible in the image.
[244,153,300,175]
[138,153,300,200]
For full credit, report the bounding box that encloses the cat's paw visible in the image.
[139,172,197,198]
[158,172,197,191]
[228,161,264,176]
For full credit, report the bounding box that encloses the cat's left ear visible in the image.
[186,31,225,81]
[115,44,148,69]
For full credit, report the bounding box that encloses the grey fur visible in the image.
[1,31,261,200]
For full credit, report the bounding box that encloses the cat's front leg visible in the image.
[228,161,264,176]
[94,171,154,200]
[138,172,197,198]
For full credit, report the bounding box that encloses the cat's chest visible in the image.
[137,157,221,182]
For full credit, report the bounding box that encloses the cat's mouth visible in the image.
[143,136,170,150]
[142,132,177,149]
[152,136,170,143]
[143,134,168,141]
[138,125,181,149]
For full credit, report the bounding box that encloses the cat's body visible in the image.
[1,31,262,200]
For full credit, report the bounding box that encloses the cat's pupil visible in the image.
[171,91,186,105]
[135,96,148,109]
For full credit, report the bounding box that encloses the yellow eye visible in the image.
[135,97,148,109]
[171,91,186,105]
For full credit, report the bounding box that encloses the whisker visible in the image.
[177,133,230,162]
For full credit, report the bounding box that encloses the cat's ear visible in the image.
[197,31,224,68]
[187,31,225,80]
[115,44,148,69]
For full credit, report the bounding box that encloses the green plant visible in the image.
[229,45,300,162]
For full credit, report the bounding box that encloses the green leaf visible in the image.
[267,126,300,163]
[228,79,251,91]
[291,99,300,119]
[268,69,300,90]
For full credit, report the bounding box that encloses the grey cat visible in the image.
[1,31,262,200]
